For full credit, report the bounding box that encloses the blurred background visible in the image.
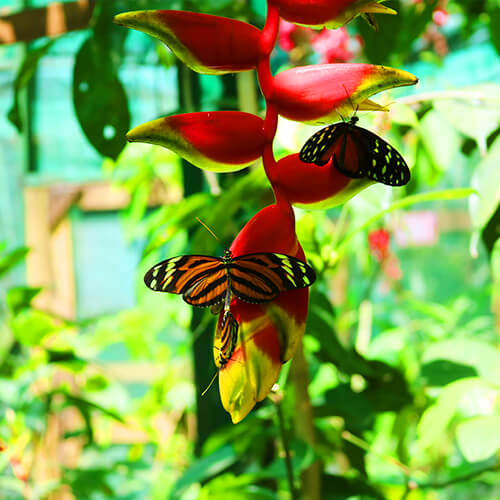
[0,0,499,499]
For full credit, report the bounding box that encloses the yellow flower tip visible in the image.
[359,2,398,15]
[112,11,138,28]
[126,118,166,145]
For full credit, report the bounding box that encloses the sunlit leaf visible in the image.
[10,309,57,346]
[470,136,500,229]
[419,109,462,173]
[457,416,500,463]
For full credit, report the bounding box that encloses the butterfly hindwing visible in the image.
[352,126,410,186]
[230,253,316,304]
[214,312,239,368]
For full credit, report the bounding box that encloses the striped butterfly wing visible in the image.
[214,312,239,368]
[144,255,228,307]
[229,253,316,304]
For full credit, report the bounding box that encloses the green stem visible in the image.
[275,400,298,500]
[417,463,500,490]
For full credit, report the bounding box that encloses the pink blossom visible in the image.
[311,27,361,63]
[432,8,449,27]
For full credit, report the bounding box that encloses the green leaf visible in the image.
[457,416,500,462]
[199,474,280,500]
[420,360,478,387]
[422,338,500,385]
[322,473,384,500]
[10,309,57,346]
[481,203,500,257]
[416,378,488,452]
[471,136,500,229]
[169,445,238,500]
[6,286,41,315]
[419,109,462,172]
[8,39,55,132]
[315,384,375,432]
[489,5,500,55]
[434,85,500,151]
[0,247,28,277]
[73,36,130,160]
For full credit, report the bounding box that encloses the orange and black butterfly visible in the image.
[144,250,316,309]
[213,311,239,368]
[299,116,410,187]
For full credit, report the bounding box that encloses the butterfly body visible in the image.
[299,116,410,187]
[144,250,316,309]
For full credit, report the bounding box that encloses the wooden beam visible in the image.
[0,0,94,45]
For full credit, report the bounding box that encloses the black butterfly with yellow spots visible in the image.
[144,250,316,309]
[299,116,410,187]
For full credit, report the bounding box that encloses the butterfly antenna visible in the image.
[342,84,359,119]
[196,217,220,242]
[201,371,219,396]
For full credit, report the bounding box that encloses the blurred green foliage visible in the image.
[1,0,500,499]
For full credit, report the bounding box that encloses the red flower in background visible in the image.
[368,228,391,262]
[311,27,362,63]
[368,228,402,284]
[432,7,449,27]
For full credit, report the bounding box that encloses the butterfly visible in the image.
[144,250,316,309]
[213,311,239,368]
[299,116,410,187]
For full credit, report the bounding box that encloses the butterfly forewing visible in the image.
[144,255,228,307]
[299,123,342,165]
[230,253,316,303]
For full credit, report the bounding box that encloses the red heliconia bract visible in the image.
[114,10,261,74]
[270,153,373,209]
[126,112,266,172]
[216,196,310,423]
[269,0,396,29]
[267,64,417,124]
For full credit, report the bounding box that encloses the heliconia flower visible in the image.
[216,198,310,423]
[114,10,261,75]
[126,112,266,172]
[269,0,397,29]
[270,153,373,209]
[267,64,418,124]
